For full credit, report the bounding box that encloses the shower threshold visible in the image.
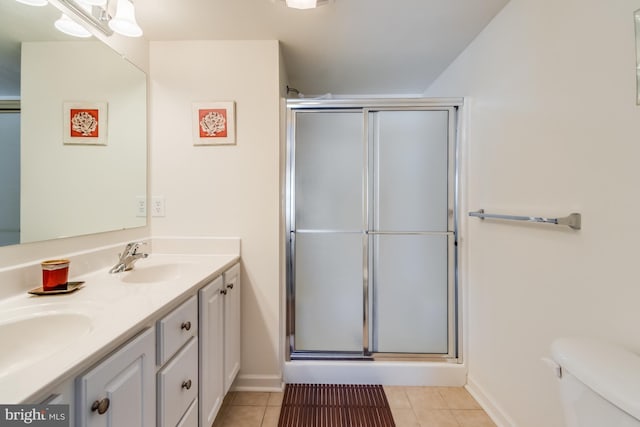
[290,352,457,363]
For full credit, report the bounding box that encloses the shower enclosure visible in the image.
[285,98,461,360]
[0,108,20,246]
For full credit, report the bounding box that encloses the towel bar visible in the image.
[468,209,581,230]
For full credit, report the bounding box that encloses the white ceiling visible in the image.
[0,0,509,96]
[135,0,510,96]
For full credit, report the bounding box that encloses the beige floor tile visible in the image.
[223,392,237,406]
[452,409,496,427]
[220,405,266,427]
[261,406,281,427]
[391,407,421,427]
[232,392,271,406]
[384,386,412,409]
[413,408,460,427]
[212,411,224,427]
[405,387,448,410]
[212,405,228,427]
[215,386,489,427]
[437,387,481,410]
[267,392,284,407]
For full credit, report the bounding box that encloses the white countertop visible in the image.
[0,253,239,404]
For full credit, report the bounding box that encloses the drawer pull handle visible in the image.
[91,398,110,415]
[227,283,234,289]
[182,379,192,390]
[181,321,191,331]
[220,289,227,295]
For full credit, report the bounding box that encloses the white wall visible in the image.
[149,40,284,389]
[425,0,640,425]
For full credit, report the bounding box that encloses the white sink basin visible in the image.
[0,306,93,379]
[119,263,186,284]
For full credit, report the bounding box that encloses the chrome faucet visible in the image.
[109,241,149,274]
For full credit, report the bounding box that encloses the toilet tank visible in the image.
[551,338,640,427]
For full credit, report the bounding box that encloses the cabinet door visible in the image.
[223,263,241,393]
[199,276,224,427]
[76,328,155,427]
[177,398,198,427]
[39,379,74,427]
[157,337,198,427]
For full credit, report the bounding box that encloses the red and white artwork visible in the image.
[193,102,235,145]
[63,102,107,145]
[70,108,99,137]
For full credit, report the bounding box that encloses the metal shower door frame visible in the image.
[285,98,463,361]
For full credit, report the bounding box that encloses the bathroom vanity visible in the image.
[0,242,240,427]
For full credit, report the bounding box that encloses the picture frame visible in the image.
[63,102,108,145]
[193,101,236,146]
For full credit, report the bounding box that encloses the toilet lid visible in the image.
[552,337,640,421]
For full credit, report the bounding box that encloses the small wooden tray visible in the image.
[28,281,85,296]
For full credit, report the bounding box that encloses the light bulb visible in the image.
[54,13,92,38]
[15,0,48,6]
[108,0,143,37]
[78,0,107,5]
[286,0,317,9]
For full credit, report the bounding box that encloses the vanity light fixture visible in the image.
[54,0,143,38]
[286,0,317,9]
[78,0,107,5]
[272,0,333,10]
[54,13,92,37]
[14,0,48,6]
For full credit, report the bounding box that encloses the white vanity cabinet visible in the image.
[76,328,155,427]
[223,263,241,393]
[198,275,225,427]
[157,295,198,366]
[23,257,240,427]
[199,262,241,426]
[39,378,75,427]
[156,296,199,427]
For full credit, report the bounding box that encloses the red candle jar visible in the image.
[41,259,70,291]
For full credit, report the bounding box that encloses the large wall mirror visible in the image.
[636,9,640,105]
[0,1,147,248]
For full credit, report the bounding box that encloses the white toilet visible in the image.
[550,337,640,427]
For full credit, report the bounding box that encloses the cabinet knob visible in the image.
[181,321,191,331]
[182,379,192,390]
[91,398,110,415]
[220,289,227,295]
[227,283,234,290]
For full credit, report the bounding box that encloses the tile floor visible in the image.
[212,387,496,427]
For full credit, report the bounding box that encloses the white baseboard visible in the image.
[232,374,284,392]
[284,361,467,386]
[466,376,516,427]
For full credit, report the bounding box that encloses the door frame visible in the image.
[285,98,464,362]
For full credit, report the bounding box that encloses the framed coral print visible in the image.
[63,102,107,145]
[193,101,236,145]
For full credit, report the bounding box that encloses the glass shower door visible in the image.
[292,111,365,353]
[369,110,453,354]
[288,104,457,359]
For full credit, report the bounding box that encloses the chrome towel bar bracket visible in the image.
[468,209,582,230]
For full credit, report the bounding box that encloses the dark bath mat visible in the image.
[278,383,395,427]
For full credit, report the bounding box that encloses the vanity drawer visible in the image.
[157,337,198,427]
[176,398,198,427]
[157,295,197,365]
